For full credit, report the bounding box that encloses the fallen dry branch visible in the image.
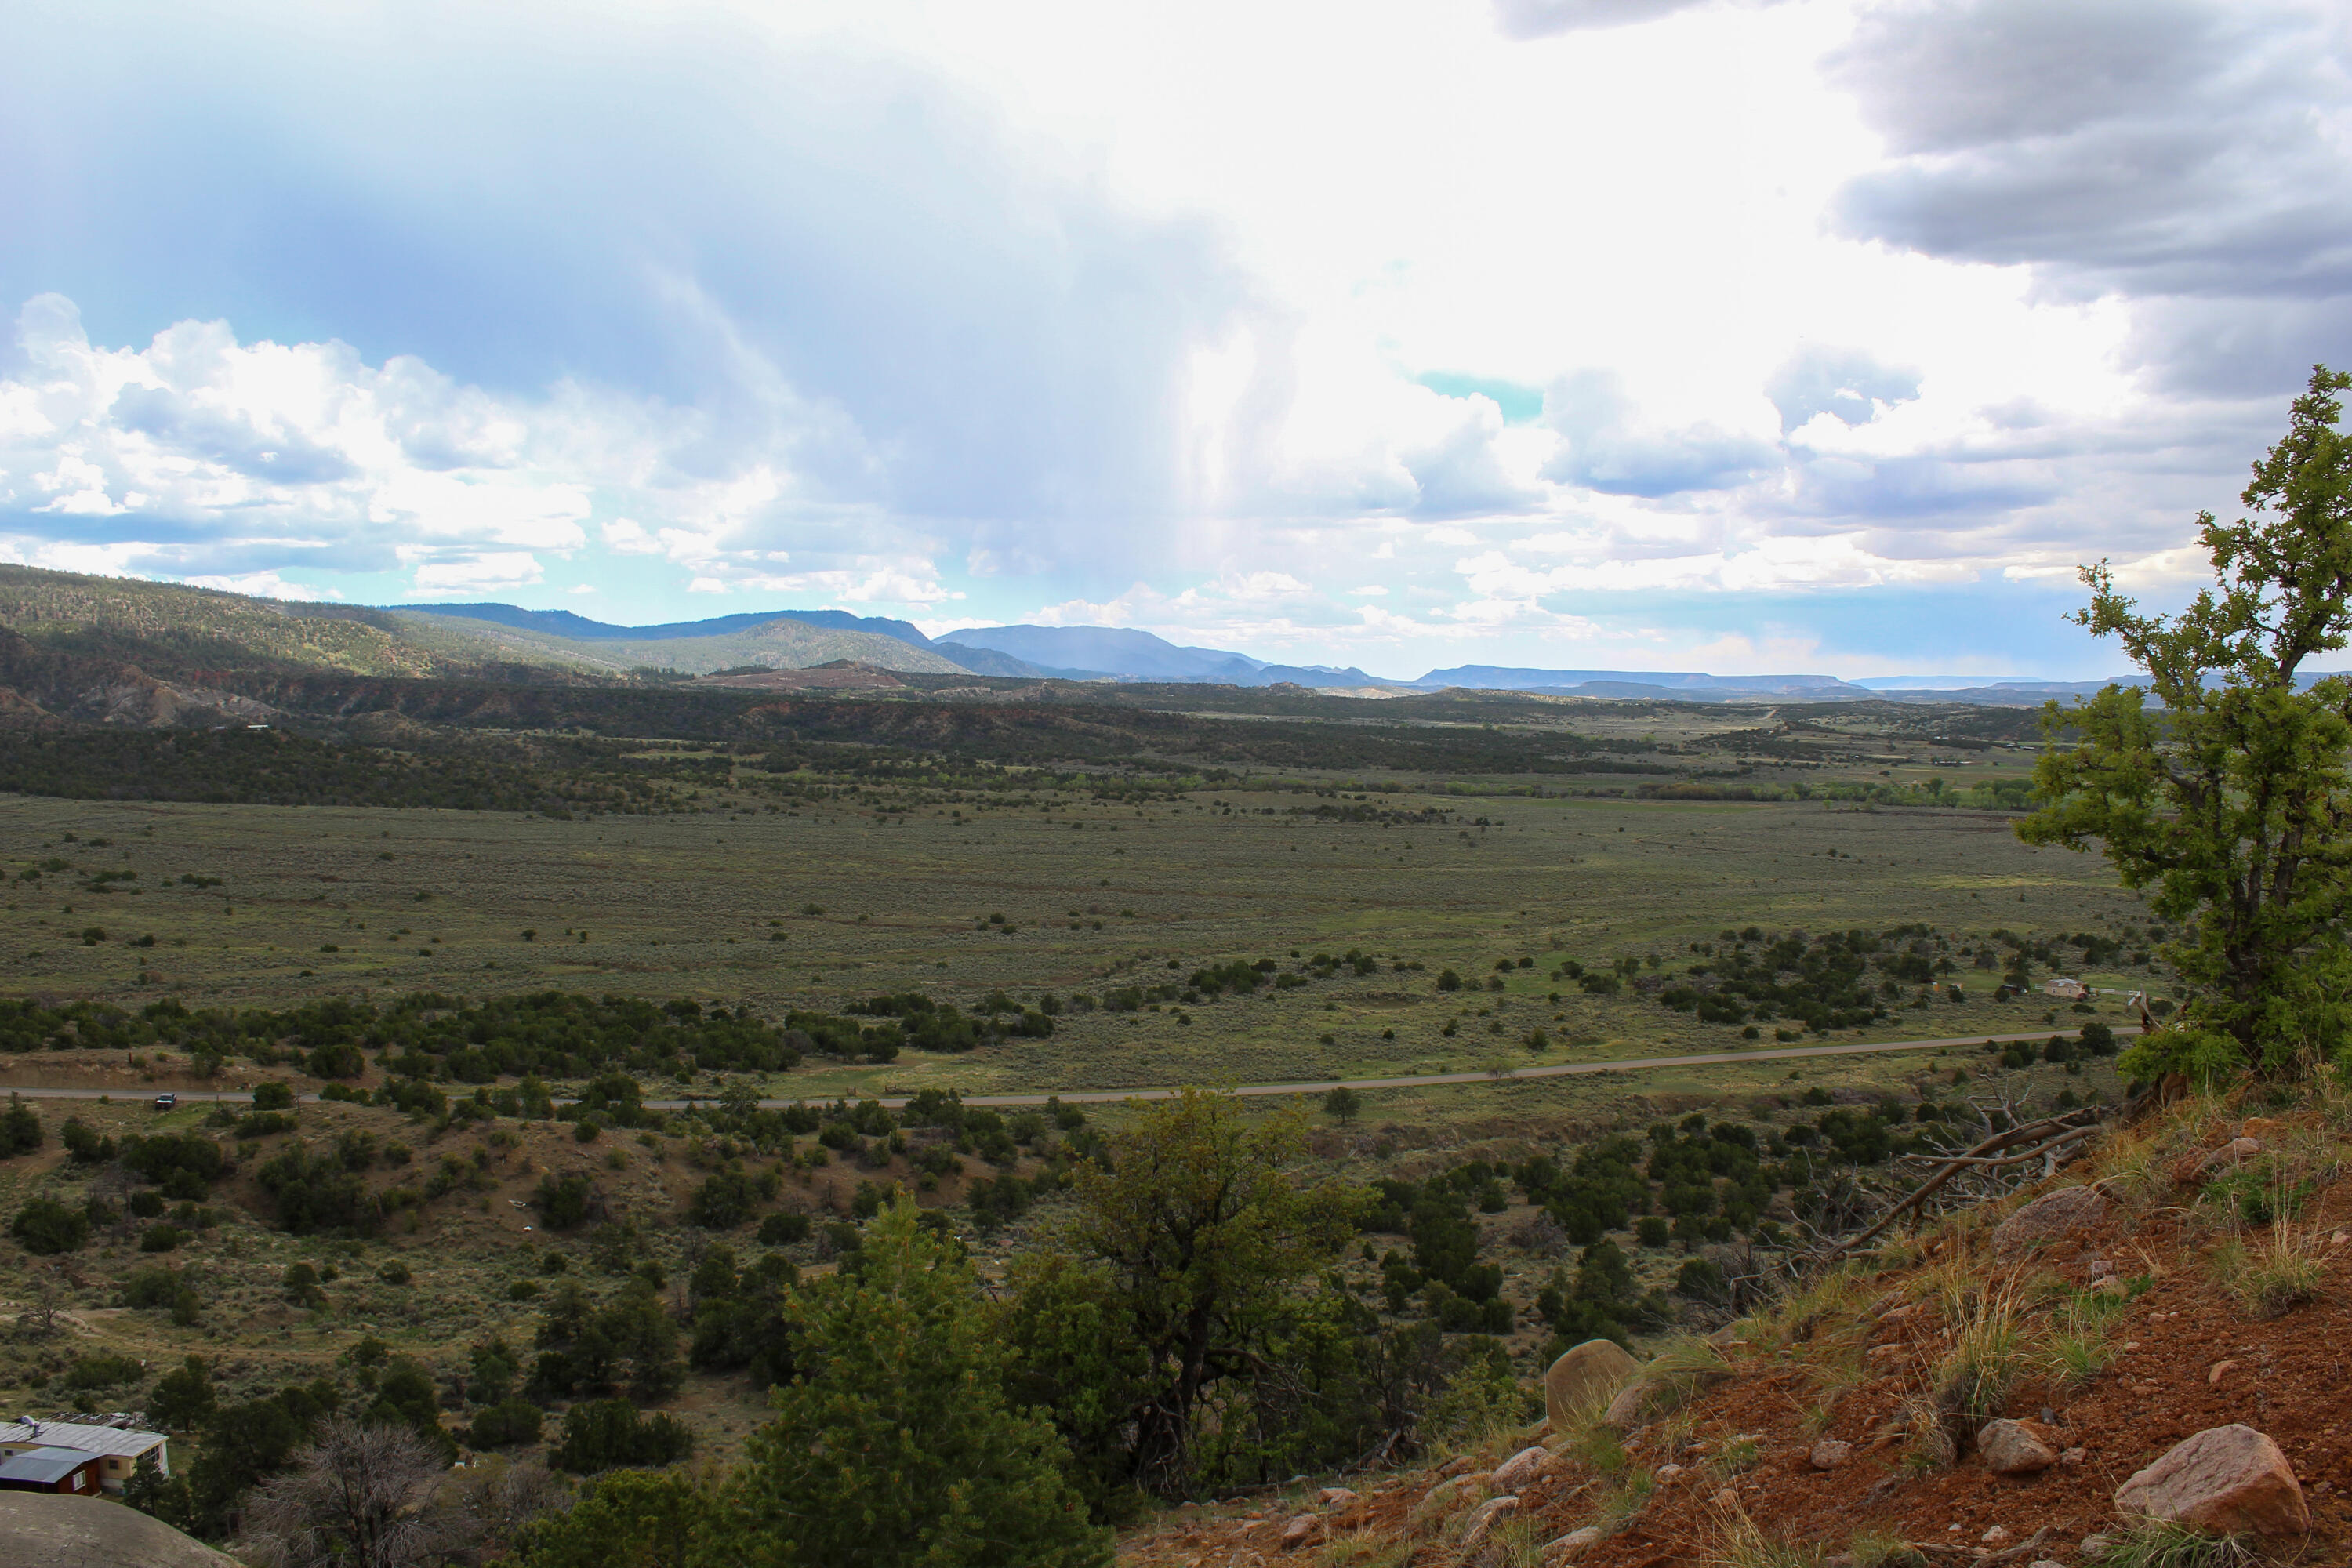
[1826,1110,2104,1261]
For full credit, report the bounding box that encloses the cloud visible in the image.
[1539,369,1780,496]
[1493,0,1779,38]
[1826,0,2352,390]
[403,551,545,594]
[184,571,338,601]
[1766,346,1922,433]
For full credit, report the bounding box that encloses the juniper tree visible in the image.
[2020,365,2352,1082]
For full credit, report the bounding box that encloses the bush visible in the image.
[60,1118,116,1164]
[140,1224,183,1253]
[122,1264,183,1308]
[532,1173,594,1230]
[552,1399,694,1474]
[148,1356,216,1430]
[255,1145,380,1236]
[63,1350,144,1391]
[11,1195,92,1254]
[0,1094,42,1157]
[251,1081,296,1111]
[464,1397,545,1449]
[757,1210,811,1247]
[687,1167,768,1229]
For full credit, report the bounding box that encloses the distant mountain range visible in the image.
[396,603,2145,702]
[0,567,2169,706]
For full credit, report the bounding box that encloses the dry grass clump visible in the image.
[1705,1503,1821,1568]
[2098,1519,2260,1568]
[1316,1534,1412,1568]
[1929,1276,2027,1440]
[2211,1214,2329,1319]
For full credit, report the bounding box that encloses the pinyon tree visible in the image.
[2021,365,2352,1083]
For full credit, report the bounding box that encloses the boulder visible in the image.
[1545,1338,1639,1425]
[1459,1495,1519,1554]
[1978,1419,2059,1475]
[1991,1185,2109,1258]
[1809,1439,1853,1471]
[2114,1424,2311,1536]
[1314,1486,1358,1508]
[1492,1446,1550,1492]
[1544,1525,1603,1563]
[1603,1367,1728,1430]
[1280,1513,1319,1551]
[0,1493,239,1568]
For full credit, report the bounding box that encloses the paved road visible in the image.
[0,1025,2132,1112]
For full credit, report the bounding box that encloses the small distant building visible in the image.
[0,1419,170,1493]
[0,1445,106,1495]
[2042,977,2090,1001]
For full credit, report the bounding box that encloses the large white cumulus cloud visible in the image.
[0,293,866,595]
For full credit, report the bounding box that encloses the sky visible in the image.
[2,0,2348,681]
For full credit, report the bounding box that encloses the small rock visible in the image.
[1314,1487,1356,1508]
[1279,1515,1318,1550]
[2080,1534,2114,1561]
[1458,1495,1519,1554]
[1491,1446,1550,1492]
[2208,1359,2237,1385]
[1654,1464,1686,1483]
[1877,1301,1920,1323]
[1982,1524,2011,1545]
[1711,1487,1738,1509]
[2238,1116,2282,1140]
[2114,1423,2313,1536]
[1865,1343,1909,1367]
[1544,1338,1639,1425]
[2086,1256,2115,1279]
[1978,1419,2059,1475]
[2028,1561,2066,1568]
[1992,1184,2110,1258]
[1543,1525,1603,1563]
[1436,1455,1477,1479]
[2061,1447,2087,1467]
[1809,1439,1853,1471]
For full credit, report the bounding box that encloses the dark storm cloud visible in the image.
[1825,0,2352,392]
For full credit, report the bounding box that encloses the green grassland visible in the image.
[0,761,2157,1104]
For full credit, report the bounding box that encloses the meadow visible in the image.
[0,756,2156,1107]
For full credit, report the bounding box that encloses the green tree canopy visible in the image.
[2021,365,2352,1083]
[1055,1088,1360,1494]
[709,1197,1109,1568]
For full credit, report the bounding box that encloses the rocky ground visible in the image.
[1116,1088,2352,1567]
